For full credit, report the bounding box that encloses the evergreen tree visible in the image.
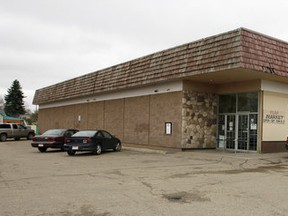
[4,80,26,117]
[0,96,4,111]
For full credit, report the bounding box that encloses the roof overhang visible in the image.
[184,68,288,85]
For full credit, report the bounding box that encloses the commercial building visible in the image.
[0,112,25,124]
[33,28,288,153]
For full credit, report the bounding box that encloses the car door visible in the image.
[95,131,107,149]
[101,130,115,149]
[17,124,27,137]
[12,124,21,137]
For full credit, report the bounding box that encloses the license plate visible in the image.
[38,144,44,147]
[72,146,79,150]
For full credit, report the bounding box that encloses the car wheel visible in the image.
[113,142,122,152]
[38,147,47,152]
[67,150,76,156]
[0,133,7,142]
[94,144,102,155]
[27,133,34,140]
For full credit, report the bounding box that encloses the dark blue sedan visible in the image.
[63,130,121,156]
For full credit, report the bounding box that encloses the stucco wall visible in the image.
[262,91,288,141]
[38,92,183,149]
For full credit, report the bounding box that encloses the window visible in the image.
[102,131,112,139]
[219,92,258,113]
[65,130,76,137]
[73,130,97,137]
[17,125,26,129]
[237,92,258,112]
[96,132,104,138]
[43,129,65,136]
[219,94,236,113]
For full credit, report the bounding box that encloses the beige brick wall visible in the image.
[87,102,104,129]
[124,96,149,145]
[38,92,183,149]
[103,99,124,139]
[38,102,104,133]
[62,105,75,129]
[73,103,88,129]
[149,92,182,148]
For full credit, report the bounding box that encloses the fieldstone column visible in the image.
[182,91,217,149]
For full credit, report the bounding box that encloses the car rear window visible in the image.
[73,131,97,137]
[42,129,65,136]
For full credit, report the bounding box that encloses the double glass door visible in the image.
[218,114,257,151]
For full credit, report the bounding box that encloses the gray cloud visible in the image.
[1,0,288,110]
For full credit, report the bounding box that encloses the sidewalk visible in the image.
[123,145,288,164]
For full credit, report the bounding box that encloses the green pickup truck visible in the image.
[0,123,35,142]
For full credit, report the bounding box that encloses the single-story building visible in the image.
[33,28,288,153]
[0,112,25,124]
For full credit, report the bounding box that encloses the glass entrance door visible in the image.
[218,92,258,151]
[226,115,236,150]
[249,114,258,151]
[237,115,249,150]
[217,114,257,151]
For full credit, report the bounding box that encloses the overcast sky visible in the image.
[1,0,288,111]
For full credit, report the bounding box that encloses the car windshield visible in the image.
[72,130,97,137]
[42,129,65,136]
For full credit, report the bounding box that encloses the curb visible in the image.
[123,146,168,154]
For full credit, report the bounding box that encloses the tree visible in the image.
[23,109,38,125]
[0,95,4,112]
[4,80,26,117]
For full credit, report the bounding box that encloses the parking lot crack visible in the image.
[140,180,159,197]
[0,171,10,188]
[142,181,153,190]
[163,191,211,203]
[239,159,248,170]
[105,169,125,176]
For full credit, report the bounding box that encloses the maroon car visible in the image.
[31,129,78,152]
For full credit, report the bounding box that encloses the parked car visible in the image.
[31,129,78,152]
[64,130,121,156]
[0,123,35,142]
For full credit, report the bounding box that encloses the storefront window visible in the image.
[218,94,236,113]
[219,92,258,113]
[217,92,259,151]
[237,92,258,112]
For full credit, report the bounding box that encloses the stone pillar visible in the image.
[182,91,217,149]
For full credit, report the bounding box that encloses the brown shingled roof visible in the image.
[33,28,288,105]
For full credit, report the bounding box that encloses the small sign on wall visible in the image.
[165,122,172,135]
[263,110,285,124]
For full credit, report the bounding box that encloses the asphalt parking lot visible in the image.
[1,140,288,216]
